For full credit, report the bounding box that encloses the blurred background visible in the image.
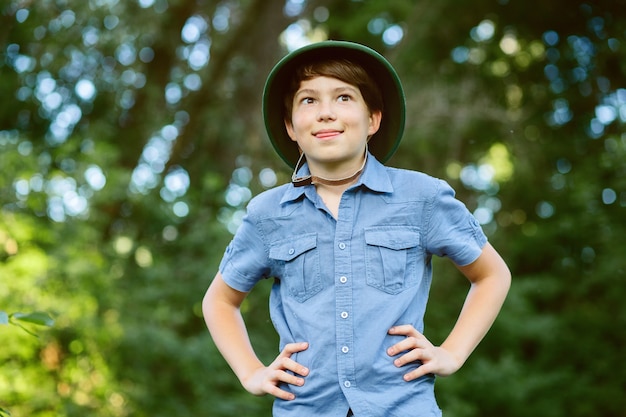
[1,0,625,416]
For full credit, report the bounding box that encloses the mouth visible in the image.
[313,129,343,139]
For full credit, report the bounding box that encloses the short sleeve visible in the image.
[218,209,271,292]
[424,180,487,266]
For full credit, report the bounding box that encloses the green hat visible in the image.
[262,40,406,168]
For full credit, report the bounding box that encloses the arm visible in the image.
[387,242,511,380]
[440,242,511,365]
[202,272,309,399]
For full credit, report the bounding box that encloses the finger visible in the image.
[393,346,434,368]
[264,382,297,401]
[272,368,306,387]
[277,356,309,376]
[387,335,428,357]
[388,324,422,338]
[265,370,305,401]
[281,342,309,356]
[402,363,434,382]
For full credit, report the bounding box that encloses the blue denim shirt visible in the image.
[219,154,487,417]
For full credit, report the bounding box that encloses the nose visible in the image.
[317,100,336,121]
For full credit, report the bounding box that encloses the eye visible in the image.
[300,97,315,105]
[338,94,352,102]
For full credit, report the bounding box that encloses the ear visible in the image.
[285,119,298,142]
[368,110,382,136]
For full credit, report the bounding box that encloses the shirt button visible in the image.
[288,248,295,255]
[344,380,351,388]
[338,242,346,250]
[341,346,349,353]
[339,276,348,284]
[340,311,349,319]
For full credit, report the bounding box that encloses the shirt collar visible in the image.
[279,152,394,205]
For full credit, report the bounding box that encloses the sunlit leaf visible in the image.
[10,312,55,327]
[0,311,8,325]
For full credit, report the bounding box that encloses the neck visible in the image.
[292,151,368,187]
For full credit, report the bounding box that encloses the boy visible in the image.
[203,41,511,417]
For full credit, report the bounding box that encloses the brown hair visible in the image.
[283,58,384,122]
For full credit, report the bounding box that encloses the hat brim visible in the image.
[263,40,406,168]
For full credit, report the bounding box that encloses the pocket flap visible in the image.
[365,227,420,250]
[269,233,317,261]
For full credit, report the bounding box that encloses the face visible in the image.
[285,76,381,176]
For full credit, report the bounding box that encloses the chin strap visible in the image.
[291,146,368,187]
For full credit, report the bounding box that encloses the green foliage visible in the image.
[1,307,53,417]
[1,0,625,416]
[0,311,54,336]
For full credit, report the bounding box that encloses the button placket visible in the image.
[335,196,356,393]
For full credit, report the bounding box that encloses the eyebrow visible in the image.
[294,86,359,99]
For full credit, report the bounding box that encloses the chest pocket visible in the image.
[364,227,422,295]
[269,233,322,303]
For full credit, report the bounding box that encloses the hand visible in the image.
[386,325,462,381]
[241,342,310,401]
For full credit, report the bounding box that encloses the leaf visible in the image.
[0,406,12,416]
[9,321,39,338]
[0,311,8,325]
[10,312,55,327]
